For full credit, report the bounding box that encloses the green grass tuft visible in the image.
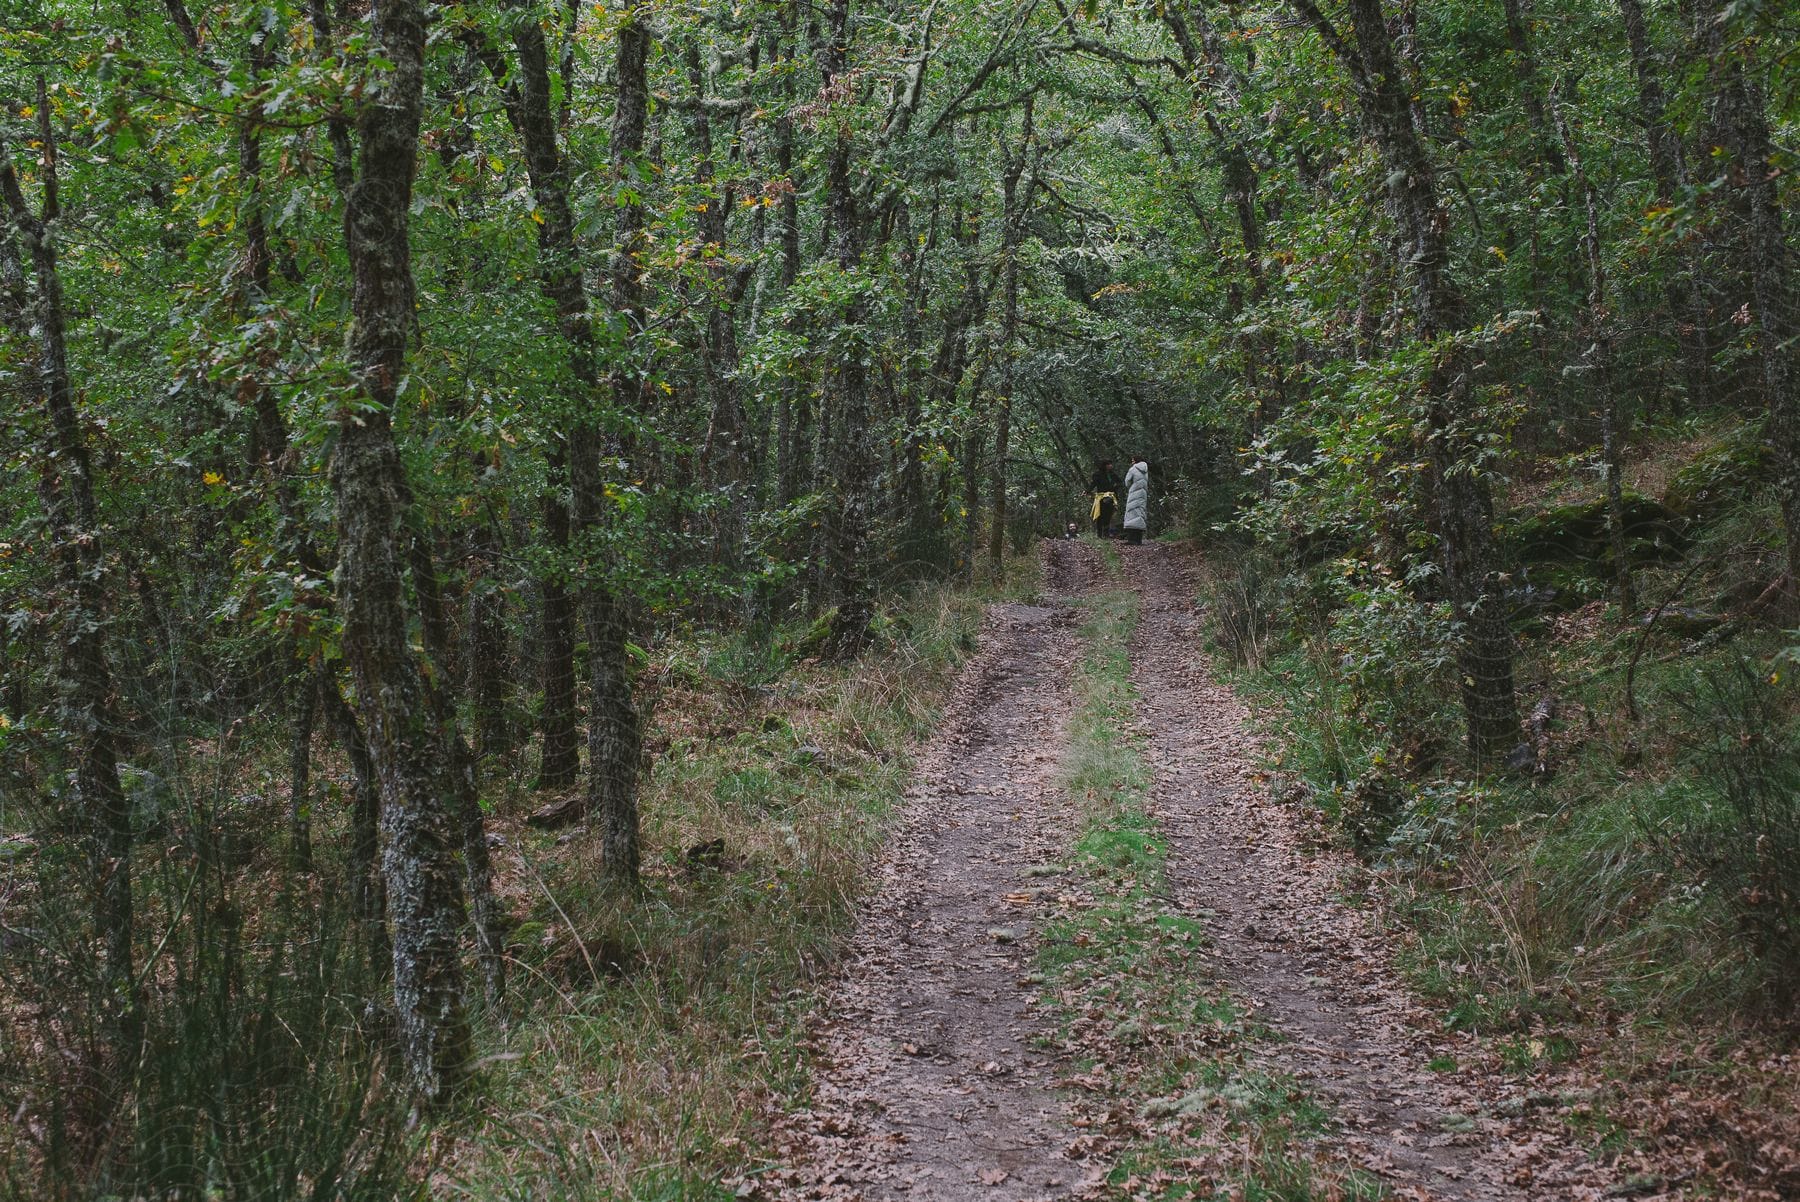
[1039,572,1387,1201]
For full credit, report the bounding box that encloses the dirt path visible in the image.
[772,541,1098,1200]
[773,539,1613,1201]
[1122,541,1611,1201]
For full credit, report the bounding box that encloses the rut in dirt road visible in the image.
[1123,542,1613,1202]
[774,539,1613,1202]
[772,540,1098,1201]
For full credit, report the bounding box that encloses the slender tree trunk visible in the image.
[467,515,510,758]
[169,5,382,880]
[406,528,507,1008]
[820,0,877,657]
[926,192,987,568]
[897,198,936,544]
[961,356,990,583]
[1164,5,1288,456]
[774,27,807,509]
[515,16,577,785]
[1500,0,1566,172]
[591,15,651,886]
[1703,5,1800,600]
[1554,100,1635,615]
[470,3,645,882]
[1295,0,1521,766]
[319,674,390,972]
[332,0,472,1103]
[1618,0,1713,410]
[288,679,317,869]
[988,100,1038,571]
[0,94,141,1074]
[989,260,1016,571]
[477,0,601,801]
[684,42,754,570]
[0,619,22,723]
[536,484,580,789]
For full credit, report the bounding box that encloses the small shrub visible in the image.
[712,765,785,812]
[1201,545,1283,669]
[1661,660,1800,994]
[3,858,415,1201]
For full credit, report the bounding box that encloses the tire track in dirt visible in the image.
[1121,541,1614,1201]
[771,540,1101,1201]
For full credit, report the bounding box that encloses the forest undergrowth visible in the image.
[1,560,1037,1200]
[1195,413,1800,1196]
[7,0,1800,1195]
[435,559,1041,1199]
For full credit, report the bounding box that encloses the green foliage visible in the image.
[1,773,416,1201]
[4,0,1798,1189]
[435,577,990,1197]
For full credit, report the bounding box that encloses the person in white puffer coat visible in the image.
[1121,458,1149,545]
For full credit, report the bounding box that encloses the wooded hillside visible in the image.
[2,0,1795,1197]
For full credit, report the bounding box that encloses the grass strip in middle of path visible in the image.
[1041,570,1386,1202]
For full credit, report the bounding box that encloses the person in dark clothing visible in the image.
[1088,460,1119,537]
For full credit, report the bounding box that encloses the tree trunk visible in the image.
[590,14,651,886]
[467,515,510,758]
[1499,0,1566,172]
[820,0,877,657]
[1295,0,1520,766]
[1618,0,1713,411]
[288,677,317,869]
[517,19,577,785]
[536,483,580,789]
[1703,6,1800,599]
[332,0,472,1104]
[988,100,1038,572]
[1554,100,1635,615]
[684,42,754,571]
[1163,5,1288,462]
[406,528,507,1009]
[0,93,141,1075]
[468,2,644,883]
[319,674,390,972]
[961,361,988,583]
[988,258,1016,571]
[774,24,807,509]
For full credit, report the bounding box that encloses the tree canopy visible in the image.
[3,0,1797,1190]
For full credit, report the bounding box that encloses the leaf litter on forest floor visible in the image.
[768,542,1099,1201]
[766,540,1798,1201]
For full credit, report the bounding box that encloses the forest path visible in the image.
[770,538,1100,1201]
[1123,541,1611,1201]
[770,540,1611,1202]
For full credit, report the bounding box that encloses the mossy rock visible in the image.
[1509,494,1685,572]
[1663,435,1773,526]
[1640,606,1726,637]
[1514,562,1606,616]
[788,610,836,659]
